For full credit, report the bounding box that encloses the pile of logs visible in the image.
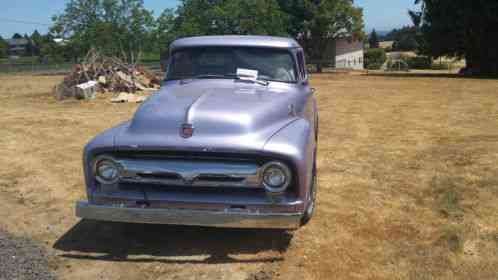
[55,49,161,100]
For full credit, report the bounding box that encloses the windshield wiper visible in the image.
[180,74,269,86]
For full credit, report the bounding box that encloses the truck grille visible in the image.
[116,158,262,188]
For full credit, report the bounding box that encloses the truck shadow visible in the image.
[53,220,293,264]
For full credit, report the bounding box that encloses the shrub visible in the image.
[0,38,8,59]
[406,56,432,69]
[386,60,409,72]
[366,62,383,70]
[364,48,386,70]
[431,62,451,70]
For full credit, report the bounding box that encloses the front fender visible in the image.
[263,118,316,203]
[83,121,130,198]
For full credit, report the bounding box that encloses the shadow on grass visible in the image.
[53,220,292,264]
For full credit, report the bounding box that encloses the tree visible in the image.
[154,8,177,64]
[52,0,155,62]
[22,34,35,56]
[369,29,379,48]
[411,0,498,75]
[30,30,43,56]
[38,33,78,63]
[383,26,418,51]
[172,0,289,38]
[0,36,8,58]
[12,33,23,39]
[364,48,386,69]
[278,0,365,72]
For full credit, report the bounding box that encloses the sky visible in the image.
[0,0,418,38]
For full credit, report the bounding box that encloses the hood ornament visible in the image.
[181,123,194,138]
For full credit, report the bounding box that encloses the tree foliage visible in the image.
[52,0,155,62]
[30,30,43,56]
[278,0,364,72]
[0,36,8,58]
[369,29,379,48]
[383,26,418,51]
[154,0,292,61]
[155,8,177,57]
[172,0,289,37]
[48,0,365,67]
[364,48,386,69]
[38,34,78,63]
[411,0,498,75]
[142,0,364,73]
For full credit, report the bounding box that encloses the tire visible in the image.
[301,164,317,226]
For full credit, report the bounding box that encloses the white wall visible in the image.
[336,49,364,70]
[334,38,364,70]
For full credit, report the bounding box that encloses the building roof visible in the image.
[170,35,301,52]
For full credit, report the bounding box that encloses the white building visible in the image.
[331,38,364,70]
[317,37,364,70]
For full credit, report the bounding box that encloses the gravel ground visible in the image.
[0,229,55,280]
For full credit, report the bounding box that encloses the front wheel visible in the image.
[300,165,317,226]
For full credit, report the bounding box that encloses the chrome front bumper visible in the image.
[76,201,302,229]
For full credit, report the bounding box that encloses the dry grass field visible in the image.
[0,73,497,280]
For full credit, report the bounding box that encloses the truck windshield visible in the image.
[166,47,297,83]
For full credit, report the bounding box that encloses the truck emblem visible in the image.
[180,172,197,184]
[181,123,194,138]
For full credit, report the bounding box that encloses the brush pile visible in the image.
[55,49,161,100]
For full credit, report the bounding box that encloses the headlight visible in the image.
[94,156,120,184]
[262,161,291,193]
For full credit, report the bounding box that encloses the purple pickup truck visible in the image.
[76,35,319,229]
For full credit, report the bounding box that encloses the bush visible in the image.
[386,60,409,72]
[364,48,386,70]
[0,39,8,59]
[406,56,432,69]
[431,62,451,70]
[366,62,383,70]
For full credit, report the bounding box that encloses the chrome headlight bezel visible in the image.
[92,156,121,185]
[261,161,292,194]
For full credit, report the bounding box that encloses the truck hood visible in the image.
[115,79,301,151]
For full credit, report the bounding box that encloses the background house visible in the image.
[321,37,364,70]
[6,38,29,56]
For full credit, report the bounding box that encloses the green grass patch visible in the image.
[430,176,464,218]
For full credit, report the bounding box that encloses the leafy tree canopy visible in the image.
[382,26,418,51]
[52,0,155,62]
[0,36,8,58]
[48,0,365,67]
[278,0,364,72]
[369,29,379,48]
[411,0,498,75]
[173,0,289,37]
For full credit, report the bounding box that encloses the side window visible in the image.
[297,51,307,80]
